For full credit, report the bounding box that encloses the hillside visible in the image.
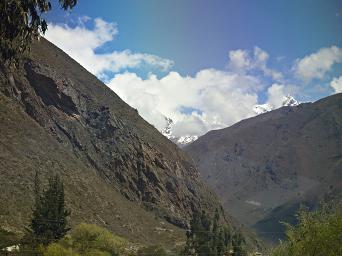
[185,94,342,242]
[0,39,228,247]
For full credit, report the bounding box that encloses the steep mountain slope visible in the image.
[185,94,342,242]
[0,39,226,246]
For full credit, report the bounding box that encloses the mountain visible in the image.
[185,94,342,243]
[161,95,299,147]
[0,39,230,246]
[253,95,299,115]
[161,117,198,147]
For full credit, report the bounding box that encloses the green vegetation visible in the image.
[29,174,70,245]
[270,201,342,256]
[0,0,77,67]
[181,209,246,256]
[44,223,129,256]
[19,173,70,255]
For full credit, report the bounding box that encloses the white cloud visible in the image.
[44,18,173,77]
[228,49,251,73]
[228,47,283,81]
[44,17,341,139]
[107,69,261,137]
[330,76,342,93]
[254,47,283,81]
[266,84,288,108]
[294,46,342,82]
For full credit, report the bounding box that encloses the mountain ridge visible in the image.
[161,95,299,147]
[185,94,342,243]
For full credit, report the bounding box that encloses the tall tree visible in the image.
[30,174,70,246]
[232,233,246,256]
[182,209,232,256]
[0,0,77,69]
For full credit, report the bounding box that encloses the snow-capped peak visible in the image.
[253,95,299,115]
[253,104,273,115]
[282,95,299,107]
[161,117,175,140]
[176,135,198,146]
[161,116,198,147]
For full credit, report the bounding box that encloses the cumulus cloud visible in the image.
[228,49,251,73]
[266,84,288,108]
[294,46,342,82]
[330,76,342,93]
[107,69,261,136]
[228,47,283,81]
[44,18,173,78]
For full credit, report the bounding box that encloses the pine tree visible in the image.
[182,209,232,256]
[30,174,70,246]
[232,233,246,256]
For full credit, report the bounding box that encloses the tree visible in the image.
[231,233,246,256]
[29,174,71,246]
[270,201,342,256]
[0,0,77,68]
[182,209,232,256]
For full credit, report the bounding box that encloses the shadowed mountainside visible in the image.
[185,94,342,243]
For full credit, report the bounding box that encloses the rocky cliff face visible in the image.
[185,95,342,242]
[0,39,225,244]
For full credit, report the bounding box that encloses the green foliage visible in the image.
[231,233,246,256]
[137,245,168,256]
[44,243,79,256]
[181,209,234,256]
[270,201,342,256]
[26,173,70,246]
[0,0,77,67]
[59,223,128,256]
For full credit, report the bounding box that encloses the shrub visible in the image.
[44,243,78,256]
[270,201,342,256]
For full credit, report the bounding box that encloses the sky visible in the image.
[45,0,342,138]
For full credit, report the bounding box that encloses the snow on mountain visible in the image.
[161,117,175,140]
[253,104,273,115]
[282,95,299,107]
[161,95,299,146]
[176,135,199,146]
[161,117,198,147]
[253,95,299,115]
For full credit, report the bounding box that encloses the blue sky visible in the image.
[45,0,342,137]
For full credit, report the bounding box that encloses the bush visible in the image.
[270,201,342,256]
[68,223,127,256]
[43,223,129,256]
[44,243,78,256]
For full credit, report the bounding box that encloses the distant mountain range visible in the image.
[162,95,299,147]
[185,94,342,243]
